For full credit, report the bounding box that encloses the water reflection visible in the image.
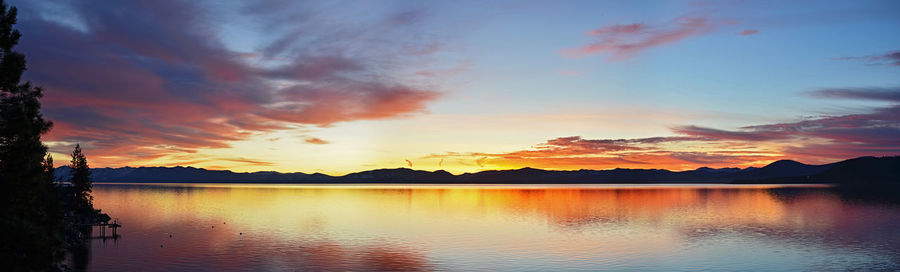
[84,184,900,271]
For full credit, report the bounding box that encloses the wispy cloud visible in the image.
[737,29,758,36]
[807,87,900,102]
[832,50,900,66]
[429,87,900,170]
[155,156,275,167]
[671,125,790,142]
[16,1,450,166]
[304,137,330,145]
[562,17,717,60]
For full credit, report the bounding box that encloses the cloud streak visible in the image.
[430,87,900,170]
[737,29,759,36]
[16,1,449,166]
[832,50,900,66]
[807,87,900,102]
[304,137,330,145]
[562,17,717,60]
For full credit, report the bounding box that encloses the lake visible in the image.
[72,183,900,271]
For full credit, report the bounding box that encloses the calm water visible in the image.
[74,183,900,271]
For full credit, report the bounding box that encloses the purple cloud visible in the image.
[832,50,900,66]
[807,87,900,102]
[671,126,789,141]
[14,1,450,166]
[429,87,900,169]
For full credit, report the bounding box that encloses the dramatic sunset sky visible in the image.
[10,0,900,174]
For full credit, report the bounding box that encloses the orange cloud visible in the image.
[429,88,900,171]
[304,137,330,145]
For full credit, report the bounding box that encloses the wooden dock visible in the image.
[78,218,122,239]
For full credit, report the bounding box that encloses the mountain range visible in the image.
[54,156,899,186]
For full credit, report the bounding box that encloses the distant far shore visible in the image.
[60,156,898,187]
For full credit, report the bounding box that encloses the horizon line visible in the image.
[55,155,895,176]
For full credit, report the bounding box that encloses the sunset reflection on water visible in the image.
[83,184,900,271]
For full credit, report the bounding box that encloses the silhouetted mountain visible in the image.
[798,156,899,187]
[341,168,455,182]
[736,156,900,186]
[55,166,334,183]
[52,156,898,184]
[814,156,900,185]
[729,159,836,183]
[694,167,742,173]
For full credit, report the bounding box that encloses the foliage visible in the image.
[70,144,93,210]
[0,0,62,270]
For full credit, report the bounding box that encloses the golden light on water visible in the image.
[81,184,899,271]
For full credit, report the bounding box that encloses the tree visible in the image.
[0,0,63,269]
[70,144,93,211]
[0,0,54,213]
[43,153,56,184]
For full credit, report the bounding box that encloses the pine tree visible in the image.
[0,0,54,216]
[43,153,56,184]
[0,0,63,269]
[70,144,93,211]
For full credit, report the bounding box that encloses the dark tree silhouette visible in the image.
[43,154,56,185]
[70,144,93,211]
[0,0,64,270]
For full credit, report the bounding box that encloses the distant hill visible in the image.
[735,156,900,186]
[786,156,898,186]
[53,156,899,185]
[55,166,334,183]
[814,156,900,185]
[342,168,455,182]
[729,159,836,183]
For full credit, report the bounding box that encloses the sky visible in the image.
[8,0,900,175]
